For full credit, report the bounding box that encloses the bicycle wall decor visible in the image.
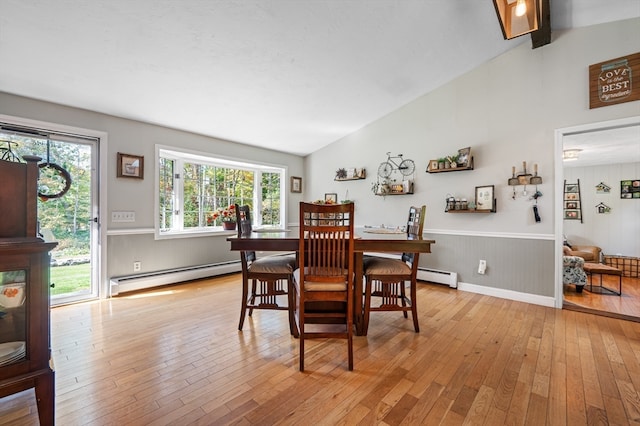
[373,152,415,195]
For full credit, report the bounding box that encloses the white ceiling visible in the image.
[1,1,639,156]
[563,124,640,168]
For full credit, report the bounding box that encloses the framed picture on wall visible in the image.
[564,201,578,210]
[324,193,337,204]
[457,147,471,167]
[475,185,494,211]
[117,153,144,179]
[564,184,579,193]
[291,176,302,193]
[564,210,581,220]
[620,179,640,199]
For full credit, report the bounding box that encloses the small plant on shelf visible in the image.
[371,178,393,195]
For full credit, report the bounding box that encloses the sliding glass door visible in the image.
[0,123,99,305]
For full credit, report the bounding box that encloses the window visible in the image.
[156,147,286,238]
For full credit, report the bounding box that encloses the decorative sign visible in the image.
[595,182,611,194]
[589,52,640,109]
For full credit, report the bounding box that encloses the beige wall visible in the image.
[0,93,305,292]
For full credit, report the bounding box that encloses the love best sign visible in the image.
[589,52,640,109]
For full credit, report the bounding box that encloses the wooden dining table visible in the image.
[227,227,435,336]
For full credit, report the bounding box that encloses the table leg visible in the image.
[354,252,364,336]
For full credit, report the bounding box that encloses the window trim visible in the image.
[155,145,287,239]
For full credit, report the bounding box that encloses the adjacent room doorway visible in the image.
[555,116,640,321]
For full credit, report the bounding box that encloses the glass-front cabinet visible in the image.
[0,268,27,366]
[0,156,57,425]
[0,239,57,426]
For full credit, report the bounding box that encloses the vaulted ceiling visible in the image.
[1,1,638,156]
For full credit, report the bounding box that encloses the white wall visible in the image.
[306,18,640,232]
[1,18,638,304]
[306,18,640,302]
[564,162,640,257]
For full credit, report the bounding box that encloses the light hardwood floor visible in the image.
[564,275,640,322]
[2,274,640,425]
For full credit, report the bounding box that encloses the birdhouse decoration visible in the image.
[595,202,611,214]
[595,182,611,194]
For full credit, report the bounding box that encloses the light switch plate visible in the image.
[112,211,135,222]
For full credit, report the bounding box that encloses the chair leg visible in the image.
[348,332,353,371]
[299,326,305,372]
[410,281,419,333]
[287,277,299,338]
[248,279,257,316]
[363,277,373,336]
[399,282,408,318]
[238,276,250,330]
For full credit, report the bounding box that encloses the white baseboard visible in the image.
[417,267,458,288]
[110,261,241,296]
[457,282,555,307]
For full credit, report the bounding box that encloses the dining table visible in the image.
[227,226,435,336]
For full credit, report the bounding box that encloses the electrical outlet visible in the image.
[112,211,136,222]
[133,261,141,272]
[478,260,487,274]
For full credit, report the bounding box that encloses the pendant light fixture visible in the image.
[493,0,541,40]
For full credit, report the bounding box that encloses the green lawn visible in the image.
[50,263,91,296]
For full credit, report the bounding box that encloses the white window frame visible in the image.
[155,145,287,239]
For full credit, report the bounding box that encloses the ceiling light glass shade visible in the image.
[563,149,582,161]
[493,0,540,40]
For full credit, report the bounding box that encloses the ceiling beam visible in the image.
[531,0,551,48]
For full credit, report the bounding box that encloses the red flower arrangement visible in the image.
[207,204,236,225]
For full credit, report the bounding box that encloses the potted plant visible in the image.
[371,179,391,195]
[208,204,237,230]
[447,154,459,168]
[437,158,446,170]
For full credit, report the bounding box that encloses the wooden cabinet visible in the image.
[0,156,57,425]
[0,239,57,425]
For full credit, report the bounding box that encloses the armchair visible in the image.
[562,244,601,263]
[563,255,587,293]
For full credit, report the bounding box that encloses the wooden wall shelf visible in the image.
[375,191,414,196]
[335,168,366,181]
[446,198,497,213]
[335,176,366,181]
[427,157,474,173]
[446,209,495,213]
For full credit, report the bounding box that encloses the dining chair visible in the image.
[235,204,298,336]
[293,201,355,371]
[362,205,426,334]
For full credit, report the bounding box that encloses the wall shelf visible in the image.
[427,157,474,173]
[373,180,413,196]
[335,176,366,181]
[335,168,366,181]
[446,198,497,213]
[375,191,414,196]
[446,208,495,213]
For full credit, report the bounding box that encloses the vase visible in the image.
[222,221,236,231]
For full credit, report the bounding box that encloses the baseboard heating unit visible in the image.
[417,267,458,289]
[110,261,241,296]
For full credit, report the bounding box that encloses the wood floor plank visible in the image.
[2,274,640,425]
